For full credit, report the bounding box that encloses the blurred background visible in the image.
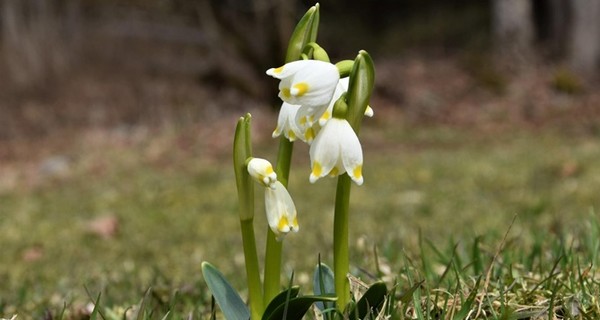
[1,0,599,144]
[2,0,600,316]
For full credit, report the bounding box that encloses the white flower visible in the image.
[309,118,364,185]
[318,77,374,126]
[273,102,307,142]
[266,60,340,107]
[247,158,277,188]
[265,181,299,240]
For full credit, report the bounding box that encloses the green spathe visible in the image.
[346,50,375,132]
[233,114,254,221]
[285,4,320,63]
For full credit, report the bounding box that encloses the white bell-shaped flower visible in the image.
[247,158,277,188]
[265,181,299,240]
[266,60,339,107]
[273,102,315,143]
[309,117,364,185]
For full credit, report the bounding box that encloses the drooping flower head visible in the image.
[272,102,315,143]
[247,157,277,188]
[309,100,364,185]
[266,60,340,107]
[265,181,299,240]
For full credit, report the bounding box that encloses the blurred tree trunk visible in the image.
[492,0,534,63]
[547,0,570,56]
[568,0,600,74]
[1,0,81,90]
[194,0,294,101]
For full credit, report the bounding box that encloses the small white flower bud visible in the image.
[247,158,277,188]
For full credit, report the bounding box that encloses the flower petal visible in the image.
[309,118,343,183]
[268,60,339,107]
[338,121,364,185]
[265,181,298,240]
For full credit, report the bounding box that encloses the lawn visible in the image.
[1,112,599,318]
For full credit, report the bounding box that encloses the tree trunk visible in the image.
[569,0,600,74]
[492,0,534,62]
[540,0,570,57]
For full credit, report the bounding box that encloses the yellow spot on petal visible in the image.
[312,161,322,177]
[305,127,315,141]
[329,167,339,177]
[299,117,307,125]
[321,111,331,121]
[287,130,296,140]
[265,166,274,175]
[281,88,291,99]
[292,82,309,97]
[273,66,284,74]
[278,216,290,232]
[353,165,363,179]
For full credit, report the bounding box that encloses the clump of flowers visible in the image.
[202,4,382,319]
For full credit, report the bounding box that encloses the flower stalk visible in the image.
[263,4,320,307]
[332,50,375,312]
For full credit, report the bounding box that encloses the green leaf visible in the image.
[398,280,424,305]
[262,286,300,319]
[346,50,375,133]
[285,4,320,63]
[452,276,481,320]
[89,292,102,320]
[262,295,337,320]
[202,262,251,320]
[347,282,387,320]
[313,263,335,312]
[134,288,152,320]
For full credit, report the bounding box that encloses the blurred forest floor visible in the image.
[2,14,600,192]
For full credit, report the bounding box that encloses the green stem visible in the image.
[240,218,264,320]
[333,174,352,311]
[263,137,294,306]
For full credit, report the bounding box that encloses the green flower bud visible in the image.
[335,60,354,78]
[346,50,375,133]
[332,93,348,119]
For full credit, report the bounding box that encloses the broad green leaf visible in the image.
[202,262,250,320]
[347,282,387,320]
[262,286,300,319]
[313,263,335,311]
[263,295,337,320]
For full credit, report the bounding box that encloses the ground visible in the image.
[1,55,600,318]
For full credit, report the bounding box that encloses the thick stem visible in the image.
[240,218,263,320]
[263,137,294,306]
[333,174,352,311]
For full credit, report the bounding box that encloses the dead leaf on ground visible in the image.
[85,215,119,239]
